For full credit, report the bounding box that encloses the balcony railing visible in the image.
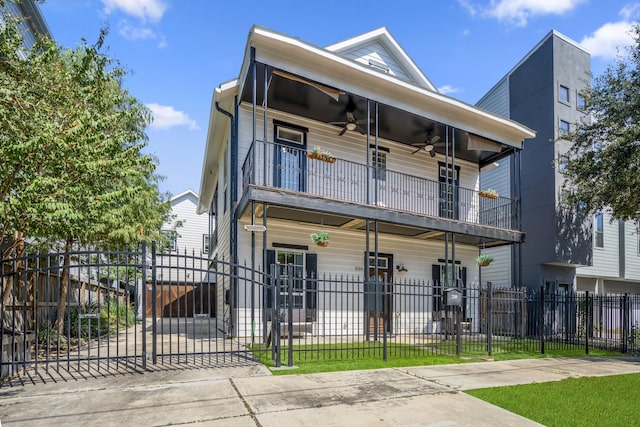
[242,140,516,231]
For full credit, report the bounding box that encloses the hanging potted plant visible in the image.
[476,255,494,267]
[307,146,336,163]
[310,231,330,247]
[479,188,499,199]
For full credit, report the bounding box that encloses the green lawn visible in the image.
[467,373,640,427]
[250,341,619,375]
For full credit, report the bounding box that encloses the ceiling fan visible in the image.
[329,96,370,136]
[410,129,442,157]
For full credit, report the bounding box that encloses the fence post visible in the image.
[287,263,294,368]
[141,241,147,369]
[383,272,388,362]
[539,285,545,355]
[487,282,493,357]
[585,291,589,355]
[273,264,281,368]
[151,241,157,364]
[623,293,629,354]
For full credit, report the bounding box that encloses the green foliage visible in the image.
[468,373,640,427]
[476,254,494,265]
[65,301,136,339]
[37,326,68,348]
[310,231,330,244]
[561,24,640,221]
[0,12,171,256]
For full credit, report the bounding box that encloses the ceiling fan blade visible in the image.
[431,135,441,144]
[411,141,426,147]
[411,147,423,155]
[329,121,346,125]
[356,126,367,135]
[339,127,347,136]
[429,149,437,157]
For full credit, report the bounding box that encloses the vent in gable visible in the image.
[368,58,390,73]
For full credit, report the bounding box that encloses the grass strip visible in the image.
[467,373,640,427]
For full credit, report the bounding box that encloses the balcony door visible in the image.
[438,163,460,219]
[273,122,307,192]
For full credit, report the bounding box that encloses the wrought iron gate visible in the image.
[1,242,269,381]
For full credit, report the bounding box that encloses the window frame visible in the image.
[576,92,586,110]
[594,212,604,249]
[370,147,387,181]
[559,84,570,104]
[559,119,570,136]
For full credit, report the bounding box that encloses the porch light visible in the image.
[396,264,408,273]
[346,122,357,131]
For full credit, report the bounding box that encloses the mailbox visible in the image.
[444,288,463,306]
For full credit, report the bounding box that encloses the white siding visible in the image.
[236,219,479,283]
[577,213,619,278]
[342,42,412,83]
[168,193,210,254]
[624,222,640,281]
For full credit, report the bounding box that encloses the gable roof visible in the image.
[325,27,436,91]
[171,189,198,206]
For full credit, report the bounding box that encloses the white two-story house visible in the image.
[198,26,534,338]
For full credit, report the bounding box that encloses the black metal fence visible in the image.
[259,272,640,367]
[3,246,640,380]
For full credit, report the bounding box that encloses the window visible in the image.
[559,120,570,136]
[202,234,210,254]
[577,93,586,110]
[368,255,389,270]
[558,154,568,171]
[371,149,387,181]
[277,126,304,144]
[593,140,602,153]
[594,213,604,248]
[277,250,305,309]
[209,186,218,253]
[559,85,570,103]
[161,230,177,252]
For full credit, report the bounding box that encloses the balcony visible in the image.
[241,140,518,238]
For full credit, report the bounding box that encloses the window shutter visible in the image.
[432,264,441,311]
[264,249,276,309]
[305,253,318,315]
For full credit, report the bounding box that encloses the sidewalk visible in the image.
[1,357,640,426]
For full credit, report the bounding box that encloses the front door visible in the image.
[366,253,393,337]
[274,123,306,192]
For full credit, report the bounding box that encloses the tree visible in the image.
[561,24,640,222]
[0,10,171,333]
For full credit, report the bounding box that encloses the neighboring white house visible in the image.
[197,26,535,337]
[163,189,211,255]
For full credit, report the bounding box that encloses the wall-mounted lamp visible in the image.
[396,264,408,273]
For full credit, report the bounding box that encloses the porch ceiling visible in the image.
[238,186,523,247]
[241,64,513,166]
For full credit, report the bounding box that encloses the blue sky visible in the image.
[40,0,638,197]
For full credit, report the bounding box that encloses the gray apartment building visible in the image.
[477,30,640,294]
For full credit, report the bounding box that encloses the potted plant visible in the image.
[479,188,499,199]
[310,231,330,247]
[307,146,336,163]
[476,255,494,267]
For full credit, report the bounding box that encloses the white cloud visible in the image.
[580,5,638,60]
[102,0,168,22]
[118,21,168,47]
[438,85,461,95]
[147,103,199,130]
[459,0,584,26]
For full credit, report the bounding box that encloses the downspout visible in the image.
[215,97,237,334]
